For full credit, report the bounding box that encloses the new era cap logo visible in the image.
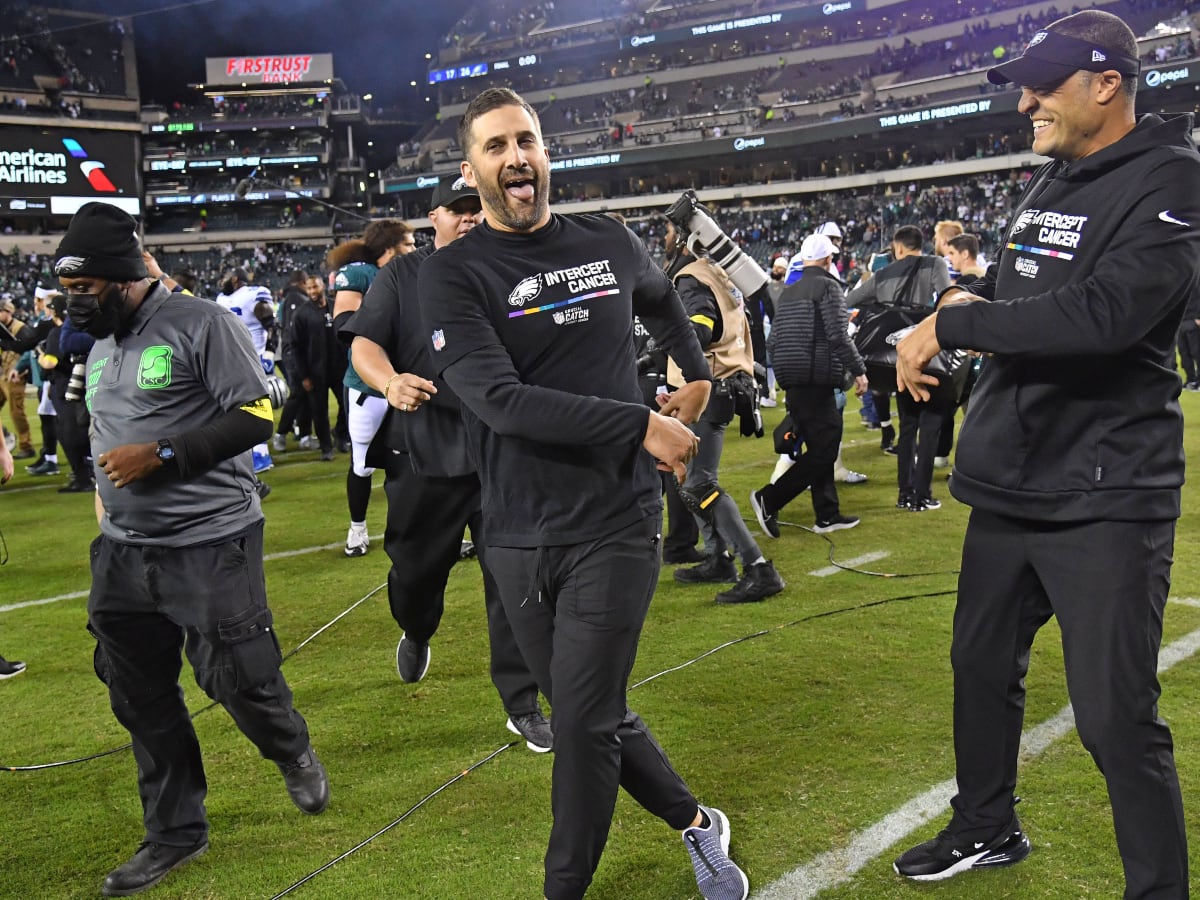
[1028,31,1048,47]
[1092,50,1107,62]
[451,175,468,190]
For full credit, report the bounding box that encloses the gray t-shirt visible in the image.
[87,284,268,546]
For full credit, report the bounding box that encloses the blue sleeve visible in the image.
[59,318,96,356]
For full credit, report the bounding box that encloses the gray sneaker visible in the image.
[395,635,430,683]
[683,806,749,900]
[506,711,553,753]
[271,433,287,452]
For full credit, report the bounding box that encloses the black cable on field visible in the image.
[268,743,515,900]
[767,515,962,579]
[0,583,388,772]
[631,587,955,689]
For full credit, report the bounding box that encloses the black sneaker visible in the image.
[715,561,785,604]
[910,497,942,512]
[254,479,272,501]
[674,554,738,584]
[663,546,706,565]
[458,540,477,561]
[396,635,431,683]
[58,479,95,493]
[897,491,915,509]
[813,514,860,534]
[0,654,26,679]
[102,840,209,897]
[27,458,59,476]
[277,745,330,815]
[880,423,896,452]
[748,489,780,539]
[894,815,1031,881]
[506,711,553,753]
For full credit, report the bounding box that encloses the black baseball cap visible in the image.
[988,29,1140,86]
[430,173,480,210]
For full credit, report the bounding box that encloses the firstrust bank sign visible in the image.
[204,53,334,86]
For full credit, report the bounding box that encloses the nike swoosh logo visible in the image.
[1159,210,1190,226]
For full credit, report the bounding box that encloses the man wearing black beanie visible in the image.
[56,202,330,896]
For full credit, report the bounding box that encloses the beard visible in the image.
[478,166,550,232]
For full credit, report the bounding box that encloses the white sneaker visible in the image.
[760,396,778,408]
[271,433,287,452]
[298,436,315,450]
[834,468,868,484]
[344,524,369,557]
[933,456,951,468]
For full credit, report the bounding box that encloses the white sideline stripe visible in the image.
[0,590,89,613]
[808,551,889,577]
[754,621,1200,899]
[0,534,384,613]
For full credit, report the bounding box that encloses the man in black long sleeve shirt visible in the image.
[418,88,749,900]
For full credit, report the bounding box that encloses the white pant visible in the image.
[347,387,389,477]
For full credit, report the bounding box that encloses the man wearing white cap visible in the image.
[750,233,867,536]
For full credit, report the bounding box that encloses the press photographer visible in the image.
[659,195,784,605]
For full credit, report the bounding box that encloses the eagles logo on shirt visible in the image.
[334,271,351,290]
[508,275,542,308]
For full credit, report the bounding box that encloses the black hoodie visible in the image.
[938,114,1200,522]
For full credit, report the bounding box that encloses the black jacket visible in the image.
[769,265,864,389]
[938,113,1200,522]
[285,299,332,385]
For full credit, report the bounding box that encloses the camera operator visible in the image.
[662,217,785,604]
[38,296,95,493]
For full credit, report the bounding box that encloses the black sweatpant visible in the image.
[895,378,953,502]
[382,455,538,717]
[950,510,1187,899]
[50,388,91,484]
[486,514,698,900]
[86,521,311,847]
[759,385,842,521]
[1178,321,1200,384]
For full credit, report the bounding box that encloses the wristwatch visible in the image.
[155,438,176,464]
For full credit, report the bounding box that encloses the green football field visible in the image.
[4,395,1200,899]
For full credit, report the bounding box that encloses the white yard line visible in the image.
[754,611,1200,899]
[808,551,890,577]
[0,534,384,613]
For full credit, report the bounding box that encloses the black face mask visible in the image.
[67,282,128,338]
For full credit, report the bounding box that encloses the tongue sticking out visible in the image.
[507,183,535,201]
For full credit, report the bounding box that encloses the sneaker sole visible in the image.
[813,521,859,534]
[894,833,1031,882]
[0,664,26,680]
[344,545,369,557]
[101,842,209,897]
[506,717,552,754]
[674,569,739,585]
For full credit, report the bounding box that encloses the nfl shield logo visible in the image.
[432,329,446,351]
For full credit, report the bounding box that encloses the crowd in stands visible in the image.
[0,3,126,96]
[0,168,1032,307]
